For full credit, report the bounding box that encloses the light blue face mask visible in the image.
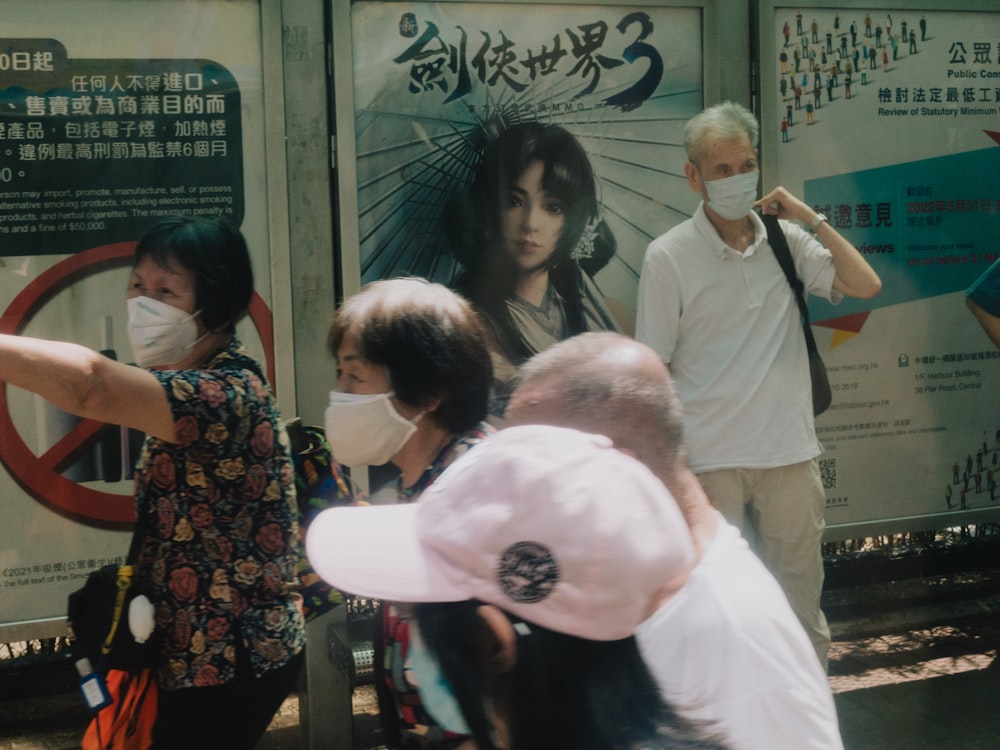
[703,170,760,221]
[406,622,471,735]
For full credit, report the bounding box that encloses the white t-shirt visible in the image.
[636,204,840,472]
[636,514,843,750]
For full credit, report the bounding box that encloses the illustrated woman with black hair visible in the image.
[447,122,625,418]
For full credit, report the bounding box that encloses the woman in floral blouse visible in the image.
[0,216,304,748]
[318,277,494,748]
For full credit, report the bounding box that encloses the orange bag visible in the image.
[82,668,158,750]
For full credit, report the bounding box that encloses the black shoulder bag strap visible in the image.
[761,212,832,415]
[761,213,815,345]
[125,498,150,565]
[118,496,151,611]
[93,496,151,664]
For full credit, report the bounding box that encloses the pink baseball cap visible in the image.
[305,424,694,641]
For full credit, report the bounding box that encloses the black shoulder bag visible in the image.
[761,213,833,416]
[67,503,156,675]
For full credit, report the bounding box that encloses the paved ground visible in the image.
[831,618,1000,749]
[4,569,1000,749]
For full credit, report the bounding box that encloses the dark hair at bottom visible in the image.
[414,601,727,750]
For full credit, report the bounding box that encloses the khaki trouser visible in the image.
[697,459,831,671]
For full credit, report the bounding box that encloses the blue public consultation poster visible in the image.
[769,7,1000,533]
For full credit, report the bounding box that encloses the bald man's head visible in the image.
[506,332,685,483]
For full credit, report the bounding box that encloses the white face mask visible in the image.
[703,171,759,221]
[126,295,205,368]
[324,390,422,467]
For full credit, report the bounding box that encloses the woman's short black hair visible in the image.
[133,215,254,334]
[327,278,492,433]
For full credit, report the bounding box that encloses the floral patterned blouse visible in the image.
[134,338,306,691]
[375,422,493,748]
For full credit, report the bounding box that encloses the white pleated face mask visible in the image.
[324,390,422,467]
[126,295,205,368]
[703,170,759,220]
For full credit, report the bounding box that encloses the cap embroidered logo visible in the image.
[497,541,560,604]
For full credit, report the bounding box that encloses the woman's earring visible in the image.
[571,218,599,261]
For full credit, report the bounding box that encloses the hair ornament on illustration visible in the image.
[571,216,600,262]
